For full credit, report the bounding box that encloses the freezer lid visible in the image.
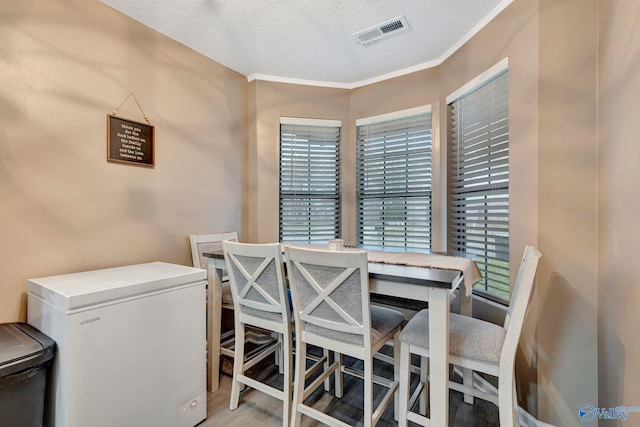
[27,262,206,311]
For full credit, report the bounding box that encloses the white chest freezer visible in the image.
[27,262,207,427]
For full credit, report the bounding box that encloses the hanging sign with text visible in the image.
[107,115,154,167]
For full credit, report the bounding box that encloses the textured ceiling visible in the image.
[100,0,511,88]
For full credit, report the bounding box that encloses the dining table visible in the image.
[203,246,476,427]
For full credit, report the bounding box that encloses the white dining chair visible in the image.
[223,241,293,427]
[285,245,405,427]
[397,245,541,427]
[189,232,273,389]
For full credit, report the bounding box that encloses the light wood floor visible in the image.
[201,355,500,427]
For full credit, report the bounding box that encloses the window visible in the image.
[279,118,341,244]
[356,107,432,252]
[447,68,509,300]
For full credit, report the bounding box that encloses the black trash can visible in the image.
[0,322,55,427]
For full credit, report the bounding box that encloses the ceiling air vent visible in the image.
[354,15,409,45]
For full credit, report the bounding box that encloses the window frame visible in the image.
[278,117,342,245]
[355,105,433,253]
[446,59,510,302]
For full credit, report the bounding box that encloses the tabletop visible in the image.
[203,248,462,290]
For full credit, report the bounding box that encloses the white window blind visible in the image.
[356,110,432,252]
[448,70,509,300]
[279,119,341,244]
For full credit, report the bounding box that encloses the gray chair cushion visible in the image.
[399,309,506,365]
[307,304,404,346]
[370,305,405,346]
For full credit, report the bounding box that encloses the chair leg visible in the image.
[393,330,400,421]
[512,376,520,426]
[229,324,246,410]
[398,343,411,427]
[363,356,373,427]
[334,352,343,398]
[277,333,284,375]
[459,286,474,405]
[291,340,306,427]
[419,356,428,416]
[208,267,224,393]
[323,348,332,392]
[282,332,293,427]
[463,367,474,404]
[498,373,515,427]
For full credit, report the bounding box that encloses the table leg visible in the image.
[428,287,449,427]
[459,290,474,404]
[207,260,223,393]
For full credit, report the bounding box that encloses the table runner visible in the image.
[366,250,481,297]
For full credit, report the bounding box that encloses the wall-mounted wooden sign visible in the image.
[107,115,154,167]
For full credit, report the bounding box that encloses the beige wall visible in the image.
[536,1,599,425]
[0,0,247,322]
[598,0,640,416]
